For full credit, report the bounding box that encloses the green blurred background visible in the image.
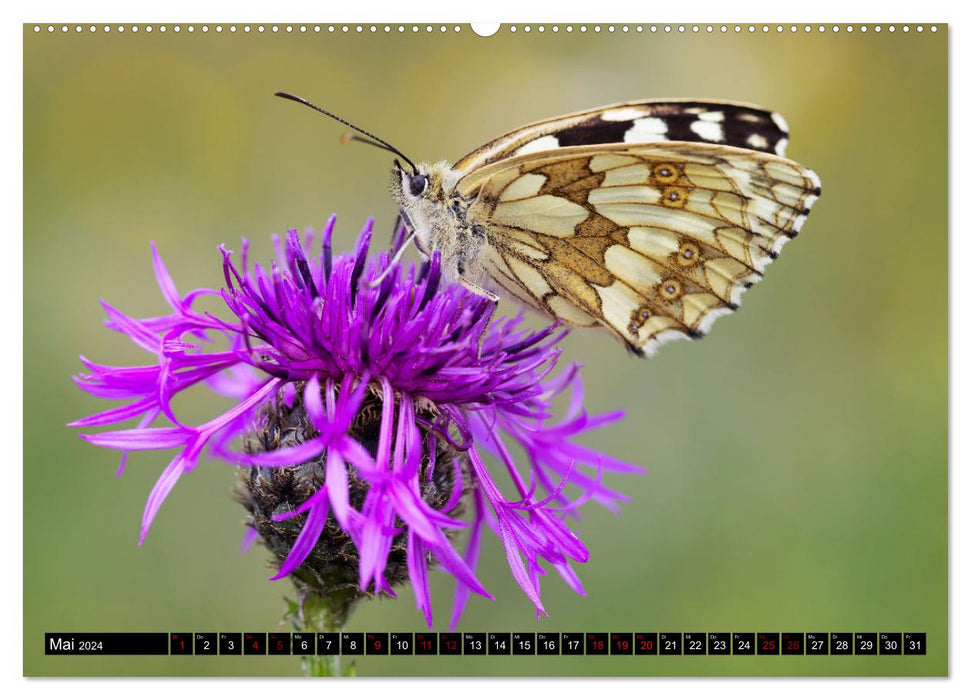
[24,24,947,676]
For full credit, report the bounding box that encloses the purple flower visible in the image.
[72,217,643,629]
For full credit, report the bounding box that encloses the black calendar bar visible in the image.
[44,631,928,656]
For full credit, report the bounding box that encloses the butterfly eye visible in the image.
[408,173,428,197]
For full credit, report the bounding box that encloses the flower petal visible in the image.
[407,531,433,628]
[139,453,188,544]
[271,488,330,579]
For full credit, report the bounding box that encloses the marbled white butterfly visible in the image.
[277,94,821,357]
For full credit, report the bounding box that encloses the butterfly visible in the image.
[276,93,821,357]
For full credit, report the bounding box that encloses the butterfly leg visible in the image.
[459,277,500,353]
[459,277,498,301]
[390,210,413,252]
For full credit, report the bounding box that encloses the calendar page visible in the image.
[23,19,947,679]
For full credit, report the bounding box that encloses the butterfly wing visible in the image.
[458,142,820,356]
[454,100,792,173]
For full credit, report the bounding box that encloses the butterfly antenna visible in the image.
[365,231,418,289]
[341,132,391,150]
[274,91,419,173]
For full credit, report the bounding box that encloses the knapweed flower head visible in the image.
[72,216,643,629]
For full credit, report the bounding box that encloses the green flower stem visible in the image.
[303,650,341,678]
[290,587,360,678]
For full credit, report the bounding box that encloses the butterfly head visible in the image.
[391,160,460,258]
[390,159,426,202]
